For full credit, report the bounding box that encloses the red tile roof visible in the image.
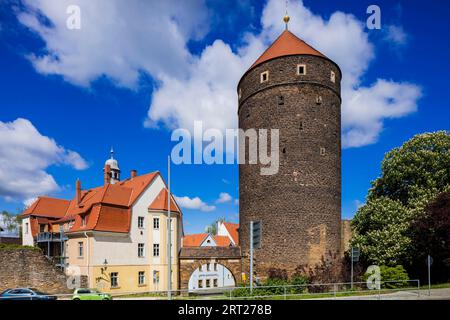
[183,233,209,247]
[250,30,327,69]
[213,235,232,247]
[223,222,239,245]
[149,188,181,213]
[21,196,70,218]
[21,171,179,234]
[182,234,232,247]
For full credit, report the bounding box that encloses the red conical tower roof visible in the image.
[250,30,327,69]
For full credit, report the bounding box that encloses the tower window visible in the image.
[238,88,242,99]
[330,71,336,83]
[299,121,303,131]
[278,95,284,105]
[297,64,306,75]
[282,147,286,154]
[316,95,323,105]
[320,147,326,156]
[260,71,269,83]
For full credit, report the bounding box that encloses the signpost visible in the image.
[426,255,433,296]
[249,221,261,294]
[351,247,360,289]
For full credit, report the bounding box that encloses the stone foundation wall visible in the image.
[0,249,71,294]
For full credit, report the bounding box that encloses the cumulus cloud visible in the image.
[0,118,88,204]
[15,0,421,147]
[216,192,232,203]
[16,0,209,88]
[174,195,216,212]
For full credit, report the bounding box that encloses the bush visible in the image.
[380,265,410,288]
[230,274,309,297]
[363,265,410,289]
[0,243,39,250]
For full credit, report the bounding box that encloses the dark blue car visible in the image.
[0,288,57,300]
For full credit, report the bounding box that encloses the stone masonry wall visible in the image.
[179,247,242,290]
[0,249,71,294]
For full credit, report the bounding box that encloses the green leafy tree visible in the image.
[410,192,450,282]
[369,131,450,205]
[204,216,226,235]
[351,197,413,265]
[351,131,450,268]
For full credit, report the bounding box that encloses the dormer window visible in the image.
[330,71,336,83]
[297,64,306,75]
[81,215,86,227]
[260,71,269,83]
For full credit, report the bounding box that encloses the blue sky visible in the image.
[0,0,449,234]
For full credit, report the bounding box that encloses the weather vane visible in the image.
[283,0,290,30]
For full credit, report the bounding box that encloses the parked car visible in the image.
[72,288,112,300]
[0,288,57,300]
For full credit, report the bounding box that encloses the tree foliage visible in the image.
[410,192,450,282]
[369,131,450,205]
[351,131,450,269]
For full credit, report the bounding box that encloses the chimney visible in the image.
[131,169,137,179]
[104,164,111,185]
[76,179,81,206]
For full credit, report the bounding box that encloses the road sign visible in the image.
[252,221,261,249]
[351,247,360,262]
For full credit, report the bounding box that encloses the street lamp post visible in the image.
[167,156,172,300]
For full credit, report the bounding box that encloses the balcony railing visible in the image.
[36,232,68,242]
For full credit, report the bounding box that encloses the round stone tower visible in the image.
[238,28,342,277]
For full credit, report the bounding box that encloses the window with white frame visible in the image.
[25,223,29,234]
[81,215,86,227]
[297,64,306,75]
[138,271,145,285]
[153,217,159,229]
[138,216,144,229]
[260,71,269,83]
[153,244,160,257]
[78,242,83,257]
[330,71,336,83]
[138,243,145,257]
[110,272,119,288]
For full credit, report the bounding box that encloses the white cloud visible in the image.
[148,0,421,147]
[15,0,422,148]
[0,118,88,204]
[16,0,209,88]
[216,192,232,203]
[384,25,409,45]
[174,195,216,212]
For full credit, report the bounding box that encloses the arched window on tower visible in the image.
[330,71,336,83]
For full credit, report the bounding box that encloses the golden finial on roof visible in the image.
[283,0,290,30]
